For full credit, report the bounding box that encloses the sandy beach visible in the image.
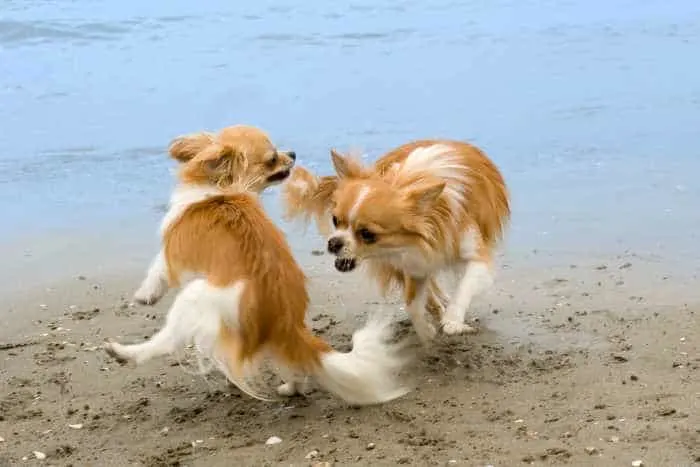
[1,242,698,466]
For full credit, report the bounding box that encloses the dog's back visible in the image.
[163,192,312,363]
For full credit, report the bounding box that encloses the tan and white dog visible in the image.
[283,140,510,343]
[132,125,297,306]
[104,125,409,405]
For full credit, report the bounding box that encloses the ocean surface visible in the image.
[1,0,699,278]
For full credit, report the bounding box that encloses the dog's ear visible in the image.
[200,144,246,177]
[404,177,446,211]
[180,143,247,186]
[330,149,364,179]
[168,132,216,163]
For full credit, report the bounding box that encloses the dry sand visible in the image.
[1,248,698,466]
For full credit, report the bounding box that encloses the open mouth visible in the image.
[267,169,291,183]
[334,257,357,272]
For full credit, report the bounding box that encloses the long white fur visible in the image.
[110,278,410,404]
[315,313,410,405]
[395,144,470,214]
[107,279,273,401]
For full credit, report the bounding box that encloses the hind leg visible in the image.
[105,280,209,365]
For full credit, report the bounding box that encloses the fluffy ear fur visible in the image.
[180,143,247,187]
[168,132,216,163]
[404,177,446,211]
[330,149,365,179]
[283,166,338,235]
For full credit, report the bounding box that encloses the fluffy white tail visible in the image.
[313,314,410,405]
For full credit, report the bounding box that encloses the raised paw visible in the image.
[132,285,164,306]
[102,339,131,365]
[440,319,478,336]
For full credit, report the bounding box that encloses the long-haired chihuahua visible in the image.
[283,139,510,344]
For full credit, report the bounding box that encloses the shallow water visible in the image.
[1,0,699,265]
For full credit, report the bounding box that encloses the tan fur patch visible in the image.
[164,192,331,372]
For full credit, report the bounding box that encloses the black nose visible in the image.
[288,151,296,161]
[327,237,343,254]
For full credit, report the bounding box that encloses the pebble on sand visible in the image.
[265,436,282,445]
[0,436,4,442]
[305,450,319,459]
[33,451,47,460]
[68,423,83,430]
[366,442,376,450]
[631,461,644,467]
[584,447,599,455]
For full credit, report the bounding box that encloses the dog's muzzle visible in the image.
[267,169,291,183]
[334,257,357,272]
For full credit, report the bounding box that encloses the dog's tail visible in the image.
[195,279,409,405]
[215,315,410,405]
[293,314,410,405]
[282,166,338,235]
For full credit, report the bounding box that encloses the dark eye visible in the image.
[357,228,376,244]
[331,215,338,227]
[266,153,278,167]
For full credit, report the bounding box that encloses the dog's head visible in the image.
[173,125,296,192]
[325,150,446,273]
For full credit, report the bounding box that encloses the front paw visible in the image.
[103,339,131,365]
[440,319,478,336]
[132,284,164,306]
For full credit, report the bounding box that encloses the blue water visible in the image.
[1,0,699,262]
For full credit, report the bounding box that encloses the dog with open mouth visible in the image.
[283,140,510,343]
[104,126,410,405]
[133,125,296,306]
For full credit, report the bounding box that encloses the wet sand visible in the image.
[1,248,698,466]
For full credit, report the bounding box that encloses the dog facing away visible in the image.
[103,134,410,406]
[283,140,510,343]
[133,125,297,306]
